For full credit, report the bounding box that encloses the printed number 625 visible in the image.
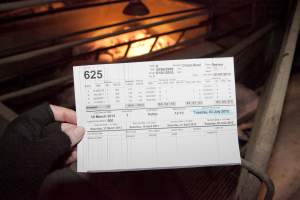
[84,70,103,79]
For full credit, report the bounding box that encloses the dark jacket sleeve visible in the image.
[0,103,71,200]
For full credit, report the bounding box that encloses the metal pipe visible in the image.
[241,159,274,200]
[0,0,127,13]
[0,0,59,12]
[0,102,17,122]
[219,22,276,57]
[0,75,72,102]
[1,1,130,24]
[0,11,208,66]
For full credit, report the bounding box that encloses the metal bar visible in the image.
[0,102,17,122]
[124,43,131,58]
[0,0,127,13]
[0,11,208,66]
[176,31,186,45]
[219,22,276,57]
[0,0,59,12]
[241,159,274,200]
[0,75,72,102]
[149,36,159,53]
[236,0,300,199]
[0,7,206,58]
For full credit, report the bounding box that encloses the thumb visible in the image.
[61,123,85,147]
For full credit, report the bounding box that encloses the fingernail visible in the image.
[74,126,85,137]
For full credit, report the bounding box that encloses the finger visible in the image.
[19,103,54,128]
[61,123,85,147]
[50,104,77,124]
[40,122,72,161]
[65,150,77,165]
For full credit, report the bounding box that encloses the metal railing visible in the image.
[0,2,252,66]
[0,10,209,66]
[0,0,129,22]
[0,7,206,58]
